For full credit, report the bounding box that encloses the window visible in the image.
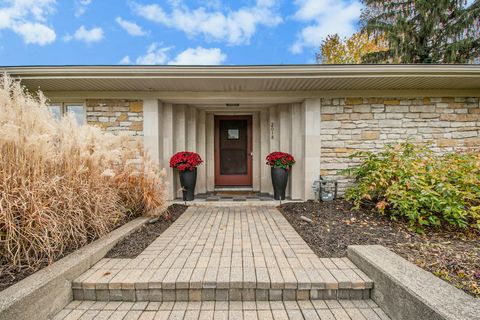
[48,102,86,125]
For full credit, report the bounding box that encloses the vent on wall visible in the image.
[226,103,240,107]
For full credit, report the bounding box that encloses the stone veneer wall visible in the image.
[320,96,480,194]
[85,99,143,137]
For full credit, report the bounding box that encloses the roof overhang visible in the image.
[2,65,480,96]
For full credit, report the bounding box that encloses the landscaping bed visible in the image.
[106,204,188,258]
[0,205,186,292]
[279,200,480,298]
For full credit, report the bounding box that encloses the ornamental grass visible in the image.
[0,74,167,275]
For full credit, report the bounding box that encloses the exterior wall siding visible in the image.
[85,99,144,137]
[320,96,480,195]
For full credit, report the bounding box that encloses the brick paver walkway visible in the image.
[54,206,391,319]
[73,207,372,302]
[55,299,390,320]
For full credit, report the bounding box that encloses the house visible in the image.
[3,65,480,200]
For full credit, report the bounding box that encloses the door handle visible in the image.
[250,152,253,157]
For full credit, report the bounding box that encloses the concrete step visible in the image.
[54,299,391,320]
[72,258,373,302]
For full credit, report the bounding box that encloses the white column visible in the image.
[303,98,322,200]
[290,103,304,200]
[162,103,175,200]
[206,113,215,192]
[260,109,271,194]
[196,110,207,194]
[142,99,161,165]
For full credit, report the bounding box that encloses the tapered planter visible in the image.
[271,167,289,200]
[179,168,197,201]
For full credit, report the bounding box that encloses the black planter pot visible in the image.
[179,168,197,201]
[271,167,289,200]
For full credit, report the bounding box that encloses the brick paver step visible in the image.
[54,299,391,320]
[72,207,373,302]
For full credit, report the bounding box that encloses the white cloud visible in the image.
[0,0,57,45]
[121,44,227,65]
[169,47,226,65]
[119,55,132,64]
[116,17,147,36]
[75,0,92,17]
[131,0,282,45]
[136,43,172,64]
[14,22,56,45]
[65,25,104,43]
[290,0,362,54]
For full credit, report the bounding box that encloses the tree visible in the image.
[361,0,480,63]
[317,32,389,64]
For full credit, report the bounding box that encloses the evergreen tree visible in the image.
[361,0,480,63]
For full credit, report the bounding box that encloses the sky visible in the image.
[0,0,366,66]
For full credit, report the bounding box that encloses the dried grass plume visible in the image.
[0,73,167,274]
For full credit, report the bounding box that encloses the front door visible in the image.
[214,115,253,186]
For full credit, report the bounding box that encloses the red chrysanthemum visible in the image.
[266,152,296,170]
[170,151,203,172]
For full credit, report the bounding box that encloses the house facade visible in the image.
[3,65,480,200]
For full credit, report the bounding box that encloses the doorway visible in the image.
[214,115,253,186]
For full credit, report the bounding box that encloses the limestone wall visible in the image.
[320,97,480,194]
[85,99,143,136]
[83,96,480,199]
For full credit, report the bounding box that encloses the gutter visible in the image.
[1,65,480,80]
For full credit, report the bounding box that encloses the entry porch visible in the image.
[143,98,322,201]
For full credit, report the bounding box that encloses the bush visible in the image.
[342,141,480,231]
[0,74,167,274]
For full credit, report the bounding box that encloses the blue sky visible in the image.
[0,0,365,66]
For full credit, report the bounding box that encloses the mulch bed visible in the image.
[106,204,188,258]
[0,204,188,292]
[279,200,480,298]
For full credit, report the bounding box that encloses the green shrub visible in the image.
[342,141,480,231]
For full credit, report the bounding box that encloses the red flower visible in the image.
[266,152,295,170]
[170,151,203,172]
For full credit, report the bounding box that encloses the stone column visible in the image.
[174,105,186,152]
[252,112,261,191]
[279,104,291,152]
[186,106,197,151]
[260,109,271,194]
[269,105,280,152]
[290,103,304,200]
[302,98,322,200]
[206,113,215,192]
[279,104,292,197]
[142,99,161,165]
[173,105,186,198]
[196,110,207,194]
[162,103,175,200]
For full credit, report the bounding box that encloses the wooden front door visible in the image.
[214,115,253,186]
